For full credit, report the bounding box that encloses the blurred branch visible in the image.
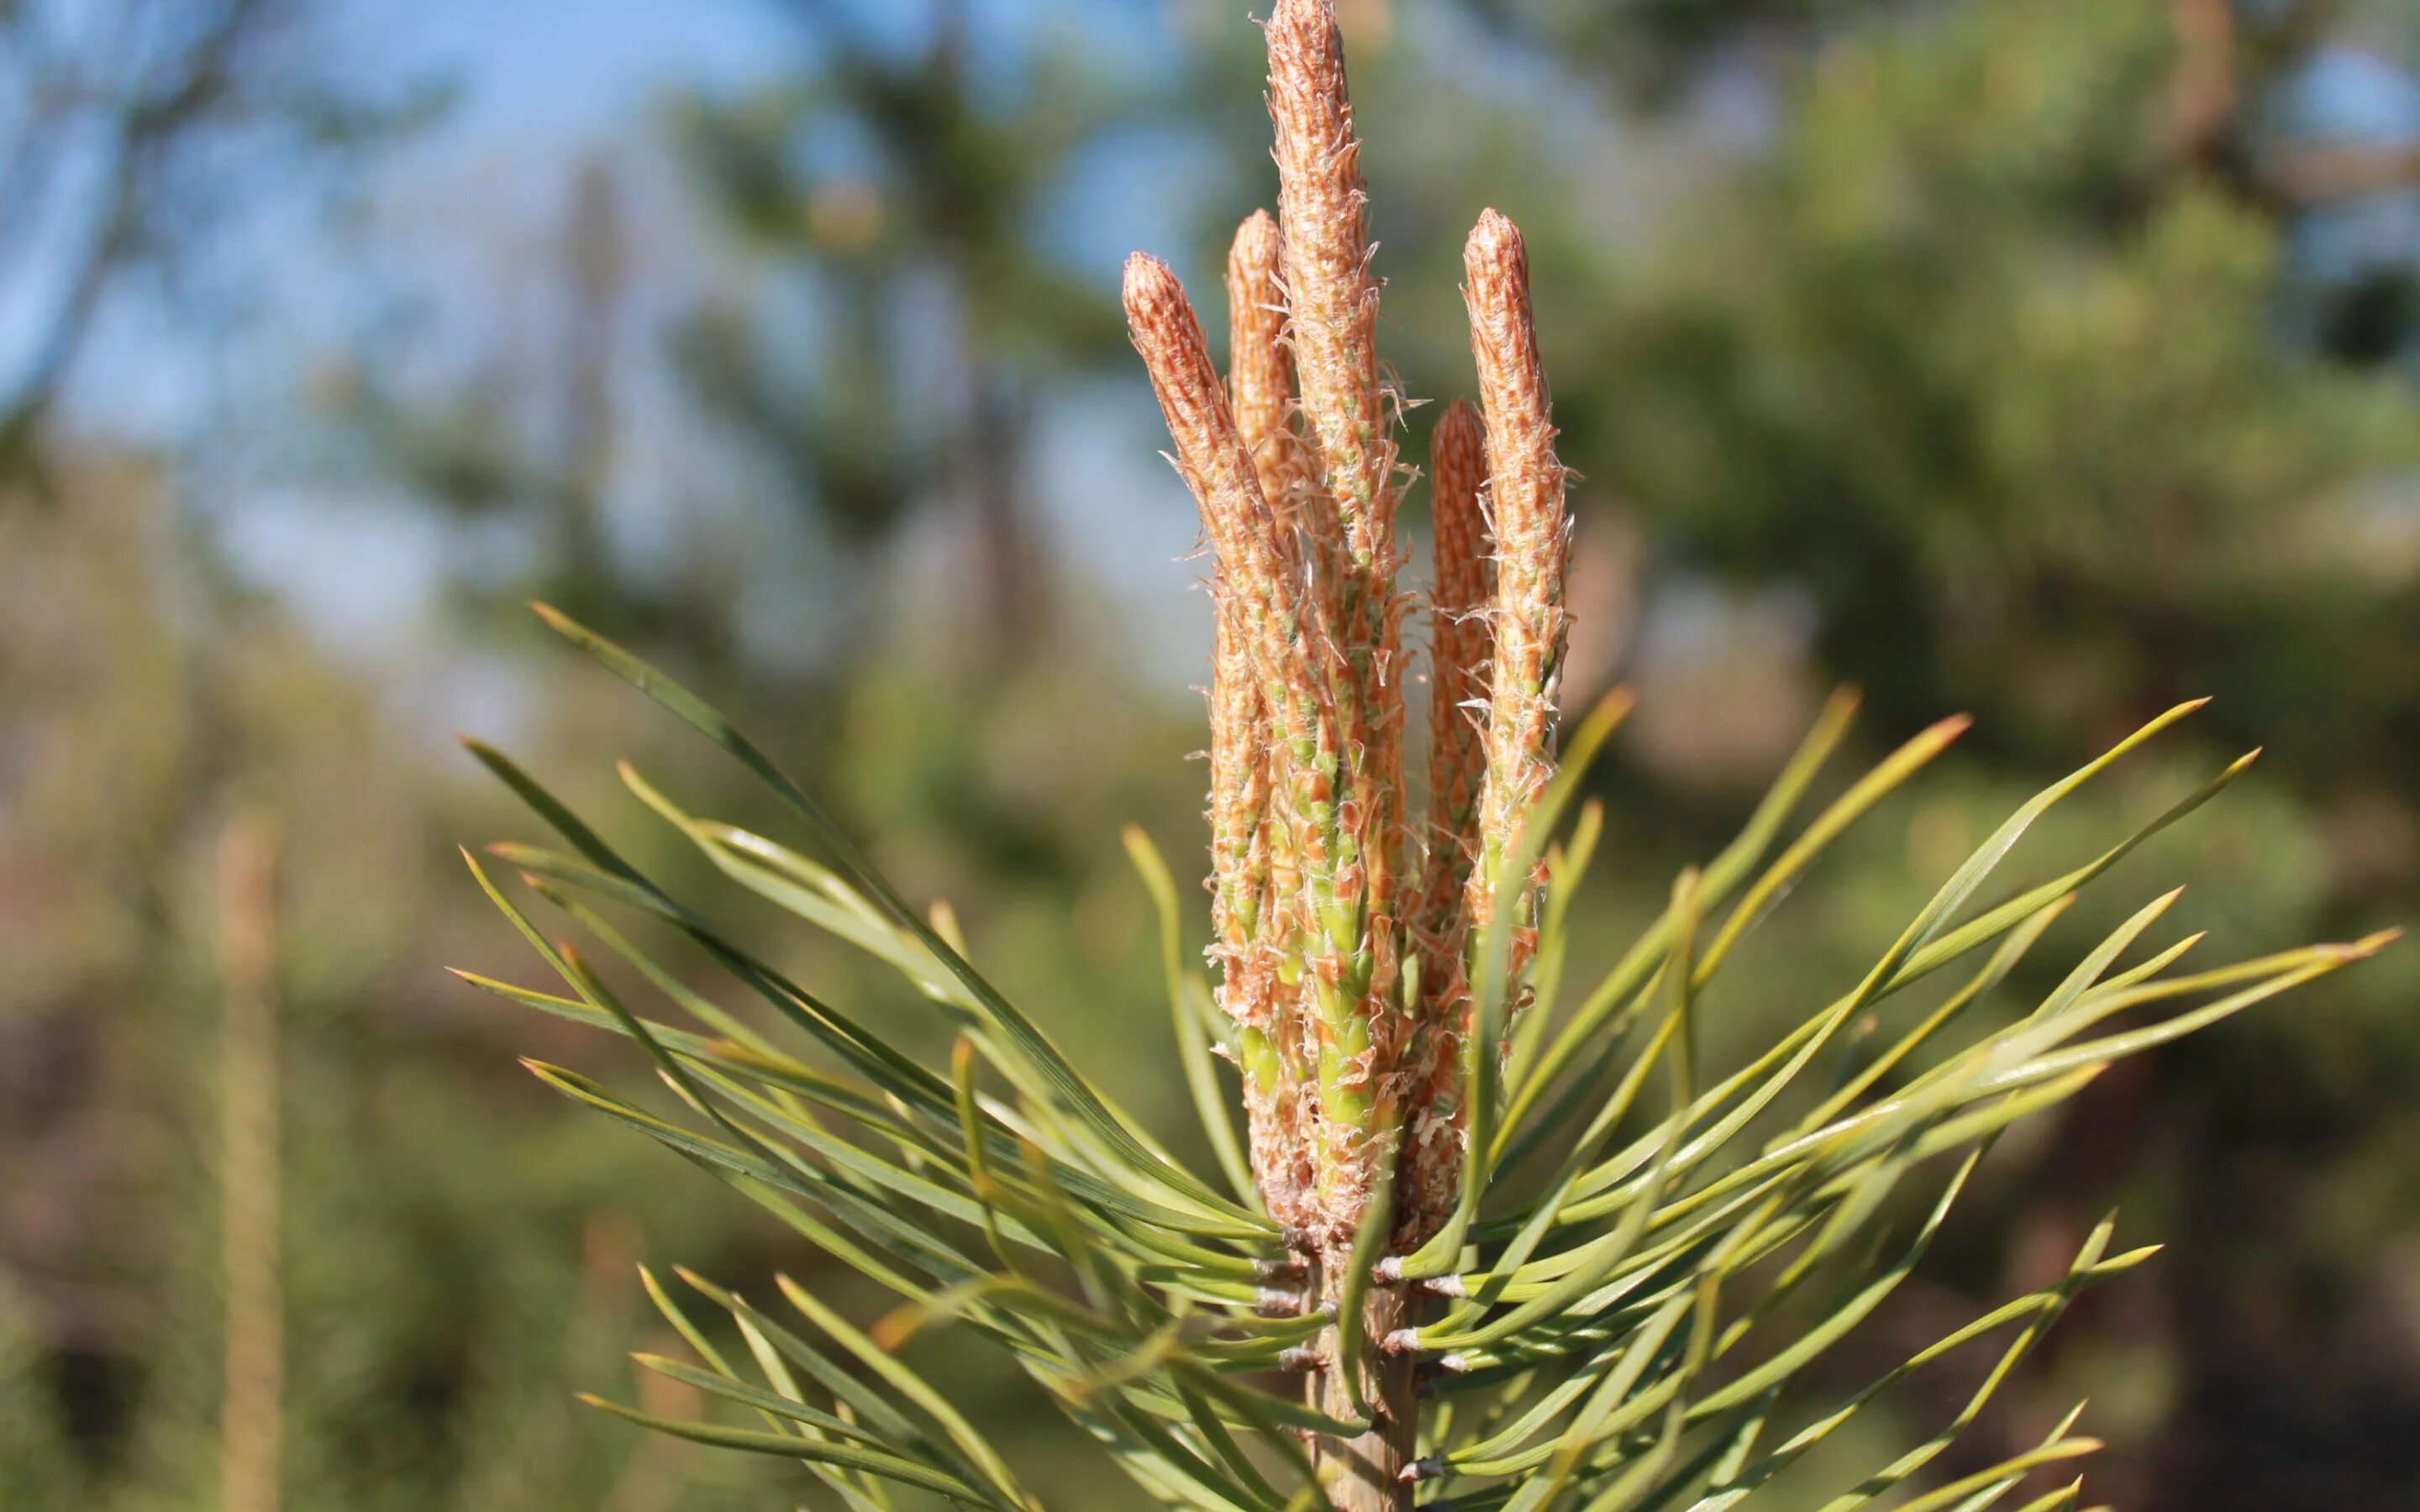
[217,811,282,1512]
[2268,139,2420,202]
[0,0,267,473]
[0,0,434,486]
[557,157,626,590]
[2169,0,2238,163]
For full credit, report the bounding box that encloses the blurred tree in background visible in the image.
[669,0,1137,670]
[3,0,2420,1508]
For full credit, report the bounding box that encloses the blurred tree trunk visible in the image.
[217,815,282,1512]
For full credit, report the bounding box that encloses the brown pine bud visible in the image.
[1423,397,1491,940]
[1267,0,1397,605]
[1225,208,1304,522]
[1125,250,1341,1230]
[1402,397,1497,1234]
[1461,208,1570,974]
[1267,0,1413,1234]
[1121,251,1300,704]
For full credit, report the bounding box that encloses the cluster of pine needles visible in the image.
[455,3,2395,1509]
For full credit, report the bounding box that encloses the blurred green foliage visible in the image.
[1585,0,2420,765]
